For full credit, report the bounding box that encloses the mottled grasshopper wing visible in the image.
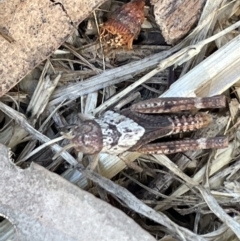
[121,109,213,150]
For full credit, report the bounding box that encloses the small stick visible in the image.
[17,136,66,164]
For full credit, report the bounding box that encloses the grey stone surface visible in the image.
[0,144,156,241]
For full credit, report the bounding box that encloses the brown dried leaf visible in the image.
[100,0,145,49]
[0,0,106,97]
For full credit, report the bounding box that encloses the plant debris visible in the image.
[1,0,240,241]
[100,0,145,49]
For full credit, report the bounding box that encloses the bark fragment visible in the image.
[151,0,206,44]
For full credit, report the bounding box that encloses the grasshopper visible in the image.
[63,95,228,155]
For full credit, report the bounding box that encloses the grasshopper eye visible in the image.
[77,124,92,134]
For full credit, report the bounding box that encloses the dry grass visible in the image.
[1,0,240,240]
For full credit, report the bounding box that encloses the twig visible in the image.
[49,46,177,107]
[16,136,65,164]
[79,167,207,241]
[0,101,77,166]
[153,154,240,239]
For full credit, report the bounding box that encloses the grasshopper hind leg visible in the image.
[135,136,228,155]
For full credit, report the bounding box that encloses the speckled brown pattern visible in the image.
[0,0,107,97]
[137,137,228,154]
[100,0,145,49]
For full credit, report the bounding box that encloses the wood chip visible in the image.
[151,0,206,44]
